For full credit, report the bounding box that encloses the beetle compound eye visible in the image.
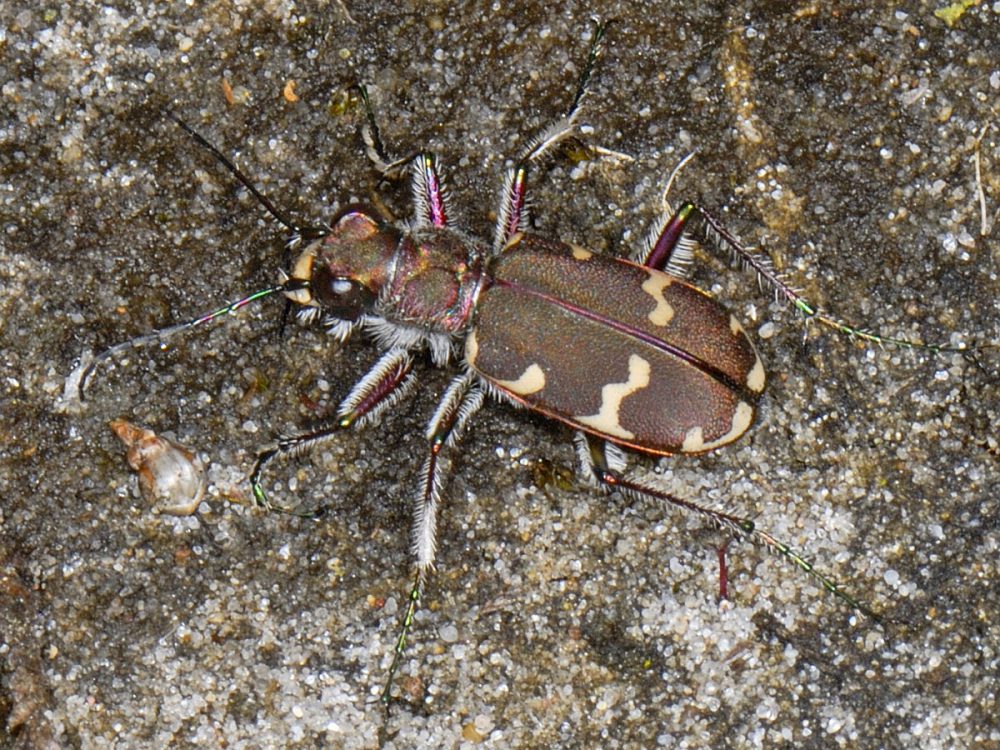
[312,266,376,320]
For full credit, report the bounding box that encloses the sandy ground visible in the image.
[2,2,999,748]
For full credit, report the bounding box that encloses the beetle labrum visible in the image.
[78,23,980,706]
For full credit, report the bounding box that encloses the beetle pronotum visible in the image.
[78,21,982,706]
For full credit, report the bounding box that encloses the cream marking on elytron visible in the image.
[502,231,524,252]
[680,401,755,453]
[746,355,766,393]
[726,314,766,393]
[641,271,675,327]
[576,354,651,440]
[729,315,747,337]
[467,297,547,397]
[494,363,547,395]
[569,243,593,261]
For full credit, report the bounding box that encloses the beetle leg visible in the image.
[639,199,699,278]
[249,347,416,515]
[632,151,698,271]
[354,83,413,180]
[355,84,452,229]
[573,434,880,622]
[716,538,733,602]
[493,20,611,253]
[383,371,485,707]
[685,202,979,355]
[409,152,451,229]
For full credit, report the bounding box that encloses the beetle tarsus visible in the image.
[381,568,425,709]
[249,449,325,518]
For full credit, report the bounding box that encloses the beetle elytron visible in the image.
[79,22,977,705]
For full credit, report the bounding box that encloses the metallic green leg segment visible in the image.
[493,18,612,252]
[381,569,424,709]
[750,528,882,623]
[692,202,984,357]
[381,373,484,710]
[249,349,415,516]
[581,435,881,623]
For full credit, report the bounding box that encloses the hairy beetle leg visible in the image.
[576,434,881,623]
[641,201,699,277]
[382,371,485,708]
[685,203,977,356]
[250,348,416,516]
[493,19,611,253]
[355,85,451,229]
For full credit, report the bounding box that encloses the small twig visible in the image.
[660,151,697,214]
[334,0,356,24]
[972,117,997,237]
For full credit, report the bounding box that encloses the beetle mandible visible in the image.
[77,21,978,706]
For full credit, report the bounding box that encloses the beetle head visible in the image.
[283,204,399,321]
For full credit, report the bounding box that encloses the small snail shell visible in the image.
[109,419,207,515]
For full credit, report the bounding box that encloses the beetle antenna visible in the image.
[167,113,328,338]
[77,282,298,399]
[167,111,326,242]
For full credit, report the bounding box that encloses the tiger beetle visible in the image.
[78,21,984,708]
